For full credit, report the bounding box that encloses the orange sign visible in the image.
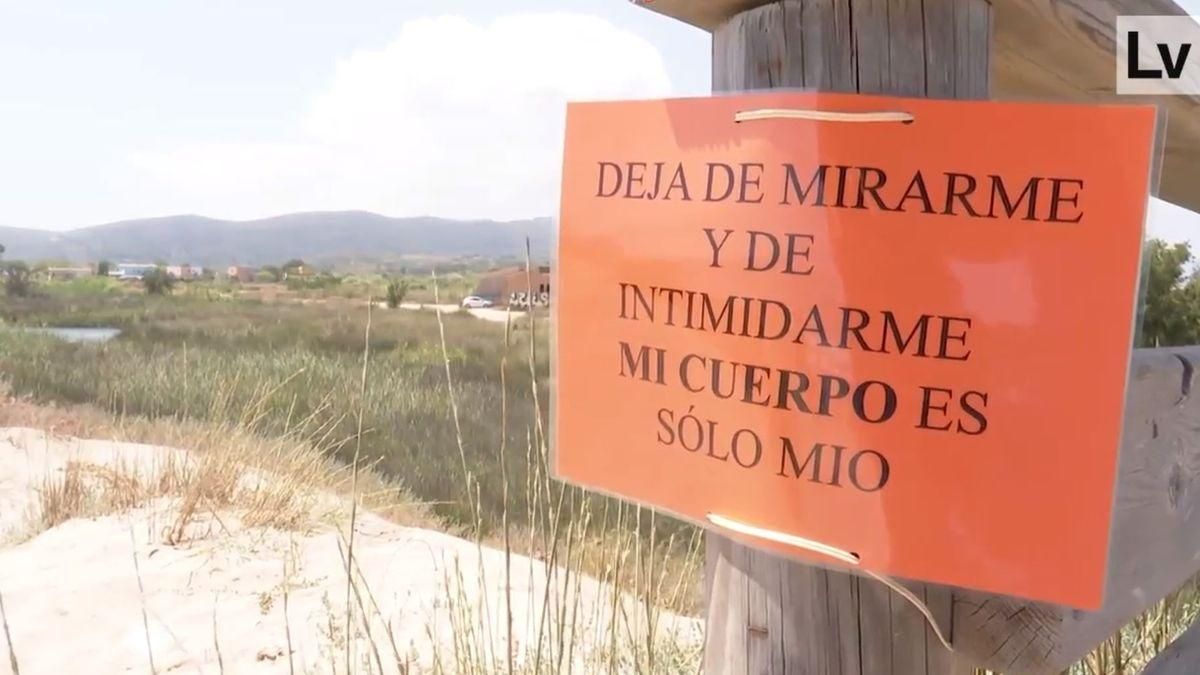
[553,92,1157,609]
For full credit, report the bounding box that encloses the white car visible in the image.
[461,296,493,309]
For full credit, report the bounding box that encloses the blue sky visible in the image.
[0,0,1194,249]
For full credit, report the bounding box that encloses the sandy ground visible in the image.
[0,428,700,674]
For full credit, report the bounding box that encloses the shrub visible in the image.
[286,273,341,291]
[51,276,122,296]
[142,268,175,295]
[3,261,33,297]
[385,279,409,308]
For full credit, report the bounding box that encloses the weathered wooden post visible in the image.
[627,1,1200,674]
[702,3,988,673]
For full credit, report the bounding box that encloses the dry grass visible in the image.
[0,292,552,532]
[0,386,705,674]
[13,388,1200,674]
[37,462,88,530]
[0,389,438,544]
[0,267,714,675]
[415,265,704,674]
[0,270,709,673]
[8,292,1197,674]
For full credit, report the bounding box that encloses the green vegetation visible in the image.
[3,261,32,297]
[1,238,1199,674]
[285,271,342,291]
[141,267,175,295]
[0,281,702,673]
[385,278,409,308]
[0,284,691,550]
[1141,239,1200,347]
[46,275,123,296]
[282,258,306,276]
[0,292,526,526]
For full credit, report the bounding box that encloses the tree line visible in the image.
[0,240,1197,346]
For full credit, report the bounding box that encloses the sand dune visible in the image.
[0,428,700,674]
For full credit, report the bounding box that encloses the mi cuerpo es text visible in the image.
[593,159,1085,493]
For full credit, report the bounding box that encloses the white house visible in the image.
[111,263,157,280]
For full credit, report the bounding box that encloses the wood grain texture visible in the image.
[849,0,889,94]
[989,0,1200,212]
[948,348,1200,674]
[800,0,856,91]
[653,0,1200,211]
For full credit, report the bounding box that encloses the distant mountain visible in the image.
[0,211,554,267]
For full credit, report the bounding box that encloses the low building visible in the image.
[111,263,158,280]
[473,265,551,307]
[166,265,203,280]
[226,265,257,283]
[45,267,93,281]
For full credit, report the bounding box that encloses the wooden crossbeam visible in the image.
[641,0,1200,213]
[951,346,1200,673]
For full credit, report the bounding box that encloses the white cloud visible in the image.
[126,14,674,221]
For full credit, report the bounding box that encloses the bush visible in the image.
[70,274,122,290]
[385,279,409,308]
[3,261,33,297]
[286,273,341,291]
[142,268,175,295]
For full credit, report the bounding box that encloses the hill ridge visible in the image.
[0,211,553,267]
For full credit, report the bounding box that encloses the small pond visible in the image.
[14,327,121,343]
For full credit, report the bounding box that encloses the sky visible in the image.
[0,0,1194,249]
[0,1,708,231]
